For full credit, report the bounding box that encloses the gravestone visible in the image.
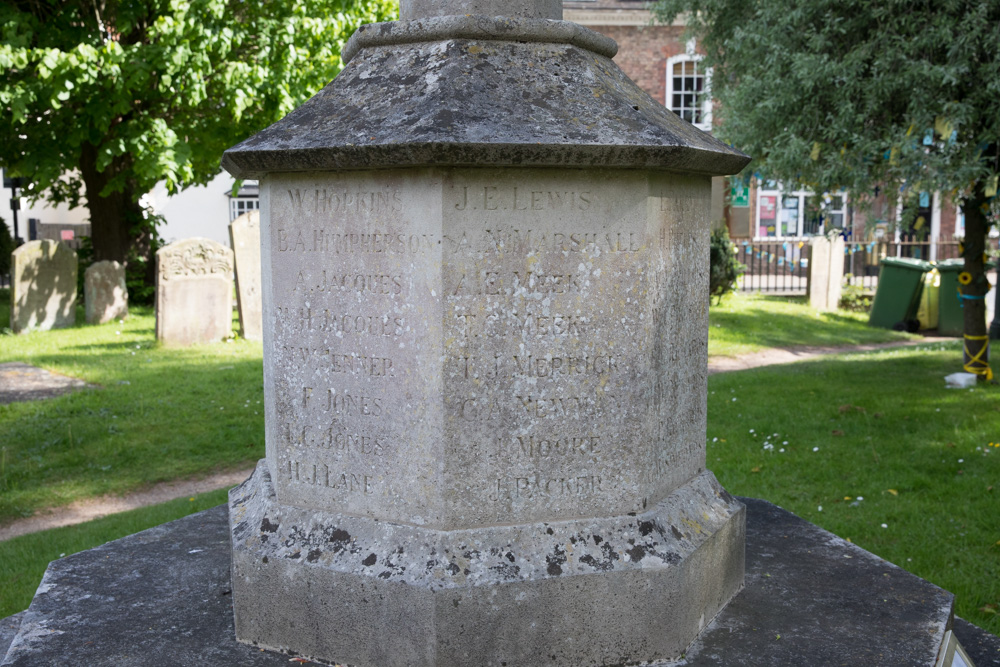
[223,1,749,665]
[808,236,845,312]
[154,238,234,346]
[84,260,128,325]
[229,211,263,341]
[10,240,77,334]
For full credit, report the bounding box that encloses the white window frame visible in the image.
[754,182,848,240]
[229,196,259,222]
[665,52,712,132]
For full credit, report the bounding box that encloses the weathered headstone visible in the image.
[808,236,845,312]
[84,260,128,325]
[154,238,234,346]
[223,1,749,665]
[10,240,77,334]
[229,211,263,341]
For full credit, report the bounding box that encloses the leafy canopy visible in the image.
[0,0,398,209]
[653,0,1000,203]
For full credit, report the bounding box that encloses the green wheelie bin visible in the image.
[869,257,934,329]
[936,259,965,336]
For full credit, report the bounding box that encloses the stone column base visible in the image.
[229,461,746,667]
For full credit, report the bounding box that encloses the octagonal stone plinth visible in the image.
[229,165,744,666]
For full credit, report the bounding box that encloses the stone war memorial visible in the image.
[154,237,234,346]
[10,239,77,334]
[2,1,986,666]
[84,260,128,325]
[229,210,264,341]
[222,0,749,664]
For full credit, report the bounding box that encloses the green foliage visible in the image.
[839,276,873,313]
[0,0,398,260]
[0,217,12,276]
[706,343,1000,634]
[654,0,1000,363]
[652,0,1000,201]
[709,226,744,303]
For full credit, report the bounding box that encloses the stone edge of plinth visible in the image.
[229,460,744,588]
[4,498,998,666]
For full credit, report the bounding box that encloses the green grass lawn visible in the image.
[1,290,996,637]
[0,303,265,523]
[708,292,918,357]
[706,342,1000,635]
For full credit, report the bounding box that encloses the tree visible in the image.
[0,216,12,277]
[0,0,397,265]
[654,0,1000,378]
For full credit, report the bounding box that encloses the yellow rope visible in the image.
[963,334,994,381]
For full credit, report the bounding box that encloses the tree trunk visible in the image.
[961,187,991,380]
[78,142,142,264]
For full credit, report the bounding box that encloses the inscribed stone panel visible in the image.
[439,169,681,526]
[263,171,443,525]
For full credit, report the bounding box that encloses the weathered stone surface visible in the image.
[154,238,234,346]
[341,15,618,62]
[222,23,749,179]
[84,260,128,325]
[0,614,22,661]
[4,499,983,667]
[808,236,844,312]
[230,462,744,666]
[236,165,740,665]
[261,169,711,528]
[400,0,563,20]
[0,363,94,405]
[10,240,77,334]
[229,211,263,341]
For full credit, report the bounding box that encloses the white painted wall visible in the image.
[0,168,236,248]
[148,172,235,247]
[0,172,88,243]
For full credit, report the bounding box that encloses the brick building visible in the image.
[567,0,966,257]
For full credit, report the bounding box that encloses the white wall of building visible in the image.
[0,171,88,243]
[148,172,235,247]
[1,168,237,248]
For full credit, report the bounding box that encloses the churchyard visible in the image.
[1,0,998,662]
[0,292,997,638]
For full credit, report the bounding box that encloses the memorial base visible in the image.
[5,497,998,667]
[229,462,745,667]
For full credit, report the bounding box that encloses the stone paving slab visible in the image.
[3,499,997,666]
[0,615,21,663]
[0,363,95,405]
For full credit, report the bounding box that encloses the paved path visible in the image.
[0,468,255,542]
[0,363,96,404]
[707,336,951,374]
